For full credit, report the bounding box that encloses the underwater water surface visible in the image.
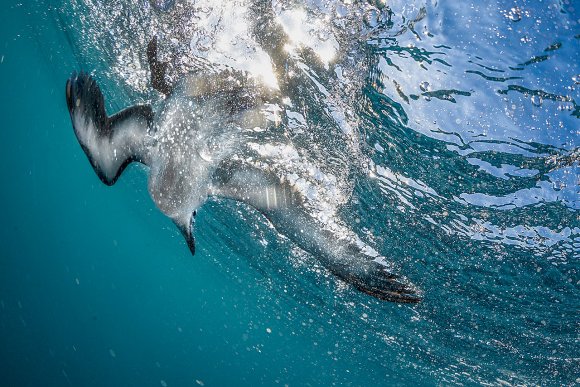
[0,0,578,386]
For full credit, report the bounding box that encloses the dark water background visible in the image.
[1,0,578,386]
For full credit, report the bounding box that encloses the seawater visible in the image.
[0,1,578,386]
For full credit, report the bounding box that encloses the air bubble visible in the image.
[557,103,573,111]
[419,81,430,92]
[508,7,522,22]
[150,0,174,12]
[190,33,212,52]
[531,95,543,107]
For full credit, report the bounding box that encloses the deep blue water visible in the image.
[1,1,578,386]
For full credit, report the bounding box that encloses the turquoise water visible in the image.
[1,1,578,386]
